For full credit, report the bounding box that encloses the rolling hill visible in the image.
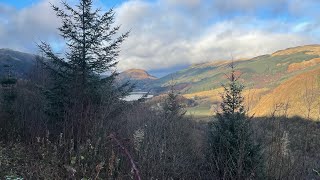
[148,45,320,120]
[118,69,157,81]
[117,69,158,91]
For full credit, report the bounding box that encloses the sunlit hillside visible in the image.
[153,45,320,120]
[252,67,320,119]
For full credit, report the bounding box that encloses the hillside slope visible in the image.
[154,45,320,93]
[0,49,36,77]
[154,45,320,119]
[251,67,320,119]
[118,69,157,81]
[118,69,158,90]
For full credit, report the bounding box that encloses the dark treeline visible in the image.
[0,0,320,179]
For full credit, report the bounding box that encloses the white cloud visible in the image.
[115,0,318,71]
[191,27,312,61]
[0,0,319,72]
[0,0,62,52]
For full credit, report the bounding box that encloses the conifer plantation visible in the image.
[1,0,320,179]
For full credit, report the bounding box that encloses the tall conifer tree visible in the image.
[207,62,264,179]
[38,0,130,142]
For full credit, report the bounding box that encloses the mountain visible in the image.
[149,45,320,120]
[2,46,320,119]
[118,69,157,81]
[117,69,158,91]
[154,45,320,92]
[0,48,36,77]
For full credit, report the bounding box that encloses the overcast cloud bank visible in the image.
[0,0,319,72]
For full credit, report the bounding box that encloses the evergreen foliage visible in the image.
[163,86,186,119]
[207,62,264,179]
[37,0,130,141]
[0,65,18,141]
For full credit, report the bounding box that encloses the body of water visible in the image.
[123,92,154,101]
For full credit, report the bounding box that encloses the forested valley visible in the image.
[0,0,320,179]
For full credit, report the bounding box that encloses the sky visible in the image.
[1,0,320,76]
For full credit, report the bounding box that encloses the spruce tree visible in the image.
[38,0,130,142]
[207,62,263,179]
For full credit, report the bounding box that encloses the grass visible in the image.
[186,106,212,117]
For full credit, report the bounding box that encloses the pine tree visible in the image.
[207,62,264,179]
[38,0,130,142]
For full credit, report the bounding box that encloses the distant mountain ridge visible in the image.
[0,48,36,77]
[152,45,320,92]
